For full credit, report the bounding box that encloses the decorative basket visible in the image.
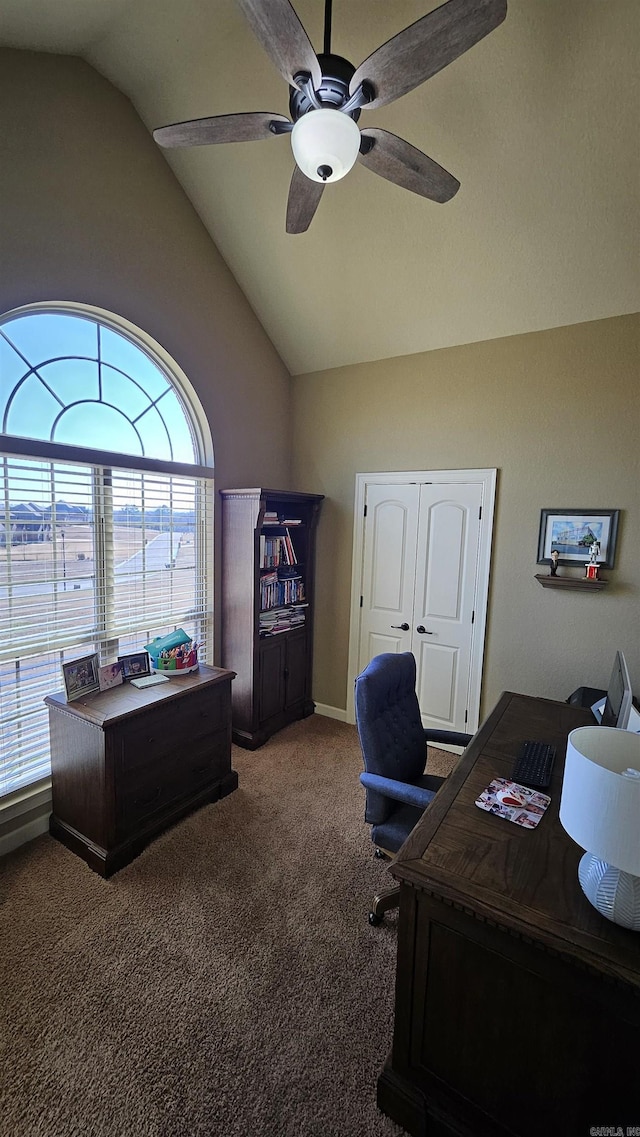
[145,629,199,674]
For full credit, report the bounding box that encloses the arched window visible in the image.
[0,304,214,796]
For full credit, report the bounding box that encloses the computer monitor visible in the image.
[599,650,633,730]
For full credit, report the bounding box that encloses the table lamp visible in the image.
[559,726,640,930]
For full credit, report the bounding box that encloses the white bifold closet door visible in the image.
[356,475,493,735]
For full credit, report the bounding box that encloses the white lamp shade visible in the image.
[560,726,640,875]
[291,109,361,183]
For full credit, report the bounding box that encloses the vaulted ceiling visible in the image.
[1,1,638,374]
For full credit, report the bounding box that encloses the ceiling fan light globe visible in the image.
[291,109,360,184]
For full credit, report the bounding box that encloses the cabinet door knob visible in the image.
[416,625,433,634]
[391,623,409,631]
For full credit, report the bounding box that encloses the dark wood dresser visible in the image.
[380,691,640,1137]
[45,665,237,877]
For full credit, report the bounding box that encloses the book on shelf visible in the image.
[259,603,308,636]
[259,572,305,610]
[262,513,303,534]
[259,532,298,568]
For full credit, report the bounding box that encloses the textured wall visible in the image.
[292,314,640,716]
[0,48,291,489]
[0,48,293,657]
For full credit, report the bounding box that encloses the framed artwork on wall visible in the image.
[537,509,620,568]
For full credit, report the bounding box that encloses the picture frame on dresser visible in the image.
[62,653,100,702]
[117,651,151,679]
[98,661,124,692]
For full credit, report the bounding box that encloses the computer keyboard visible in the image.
[512,740,557,788]
[130,673,170,689]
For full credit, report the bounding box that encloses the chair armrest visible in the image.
[424,728,473,748]
[359,772,436,810]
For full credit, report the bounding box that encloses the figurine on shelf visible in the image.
[585,540,601,580]
[550,549,560,576]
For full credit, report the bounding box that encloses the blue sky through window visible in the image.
[0,310,197,464]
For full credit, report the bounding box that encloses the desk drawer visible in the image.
[117,728,230,832]
[112,685,229,769]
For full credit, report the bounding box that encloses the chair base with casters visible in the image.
[369,885,401,926]
[367,845,399,925]
[355,652,472,925]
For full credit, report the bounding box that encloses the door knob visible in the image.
[416,625,433,634]
[391,623,409,631]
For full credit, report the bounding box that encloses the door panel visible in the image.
[258,637,285,722]
[359,484,419,663]
[423,502,466,619]
[415,641,457,725]
[284,629,307,708]
[365,632,405,660]
[413,484,482,732]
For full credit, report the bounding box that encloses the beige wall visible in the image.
[0,48,293,658]
[292,315,640,716]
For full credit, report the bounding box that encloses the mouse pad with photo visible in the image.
[475,778,551,829]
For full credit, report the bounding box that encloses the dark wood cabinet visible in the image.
[45,665,237,877]
[220,488,323,749]
[379,692,640,1136]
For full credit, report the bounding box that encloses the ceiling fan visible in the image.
[153,0,507,234]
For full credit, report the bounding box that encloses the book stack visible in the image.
[259,604,308,636]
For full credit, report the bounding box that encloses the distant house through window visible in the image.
[0,303,214,797]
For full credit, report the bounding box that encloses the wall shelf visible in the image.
[535,574,608,592]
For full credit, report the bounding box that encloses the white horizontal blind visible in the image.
[0,454,213,796]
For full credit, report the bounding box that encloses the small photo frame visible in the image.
[99,661,124,692]
[117,651,151,680]
[63,653,100,702]
[537,509,620,568]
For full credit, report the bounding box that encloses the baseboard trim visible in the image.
[0,806,51,857]
[314,703,347,723]
[0,784,52,858]
[314,704,464,755]
[431,743,465,757]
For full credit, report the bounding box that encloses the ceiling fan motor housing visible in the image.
[289,54,363,183]
[289,54,360,122]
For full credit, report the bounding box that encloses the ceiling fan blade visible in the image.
[350,0,507,110]
[286,166,325,233]
[358,129,460,202]
[153,112,290,148]
[238,0,322,91]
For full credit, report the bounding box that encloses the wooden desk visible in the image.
[379,692,640,1137]
[46,665,237,877]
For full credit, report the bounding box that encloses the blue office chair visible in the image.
[355,651,472,925]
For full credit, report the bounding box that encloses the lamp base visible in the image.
[578,853,640,930]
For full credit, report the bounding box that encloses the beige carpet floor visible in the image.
[0,714,455,1137]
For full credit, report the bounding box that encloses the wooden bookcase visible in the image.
[220,488,324,749]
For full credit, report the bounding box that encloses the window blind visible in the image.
[0,454,213,796]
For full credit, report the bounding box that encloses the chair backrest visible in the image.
[354,652,427,823]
